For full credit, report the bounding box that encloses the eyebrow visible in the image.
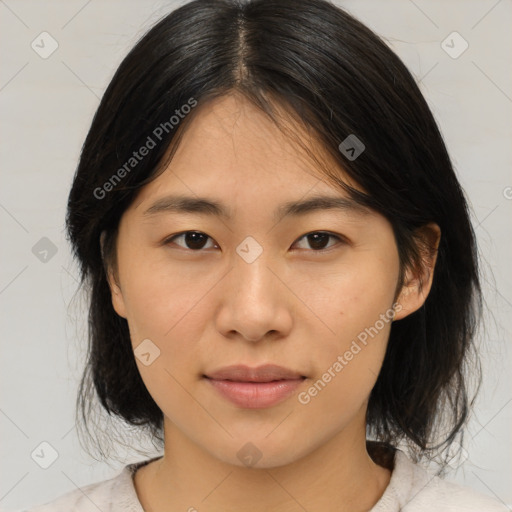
[142,193,370,222]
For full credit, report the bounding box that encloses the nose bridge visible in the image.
[231,238,279,304]
[215,236,292,342]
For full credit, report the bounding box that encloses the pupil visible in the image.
[186,232,207,250]
[308,233,329,250]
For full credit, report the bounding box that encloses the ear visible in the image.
[393,223,441,321]
[100,230,127,319]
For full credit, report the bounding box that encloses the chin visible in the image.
[210,437,308,470]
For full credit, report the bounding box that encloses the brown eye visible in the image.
[293,232,344,251]
[165,231,216,250]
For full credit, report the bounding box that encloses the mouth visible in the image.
[203,364,307,408]
[204,363,306,382]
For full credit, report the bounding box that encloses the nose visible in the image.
[214,246,293,343]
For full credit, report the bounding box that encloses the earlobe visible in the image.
[393,223,441,321]
[393,274,424,321]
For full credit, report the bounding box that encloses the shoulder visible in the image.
[21,459,153,512]
[373,450,508,511]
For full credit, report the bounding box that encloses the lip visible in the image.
[205,364,305,382]
[204,364,306,409]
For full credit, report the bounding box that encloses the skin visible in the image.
[105,92,440,512]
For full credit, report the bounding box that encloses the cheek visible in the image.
[119,249,219,341]
[298,271,395,422]
[296,334,388,439]
[298,253,397,400]
[118,255,221,404]
[305,253,398,338]
[120,263,210,421]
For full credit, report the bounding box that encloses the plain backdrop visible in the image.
[1,0,511,510]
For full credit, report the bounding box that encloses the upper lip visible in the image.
[204,364,305,382]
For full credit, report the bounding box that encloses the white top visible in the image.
[22,451,507,511]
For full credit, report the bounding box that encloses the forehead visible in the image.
[131,92,364,215]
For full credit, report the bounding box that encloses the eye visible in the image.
[163,230,346,253]
[164,231,217,251]
[292,231,345,252]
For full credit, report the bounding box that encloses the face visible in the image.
[106,93,430,469]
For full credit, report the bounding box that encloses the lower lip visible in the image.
[205,377,305,408]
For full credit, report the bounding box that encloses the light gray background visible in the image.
[1,0,511,510]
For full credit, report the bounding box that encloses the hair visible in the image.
[66,0,482,469]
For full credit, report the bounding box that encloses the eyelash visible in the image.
[162,230,347,253]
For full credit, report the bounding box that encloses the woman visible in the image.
[24,0,506,510]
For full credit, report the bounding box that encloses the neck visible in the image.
[134,416,392,512]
